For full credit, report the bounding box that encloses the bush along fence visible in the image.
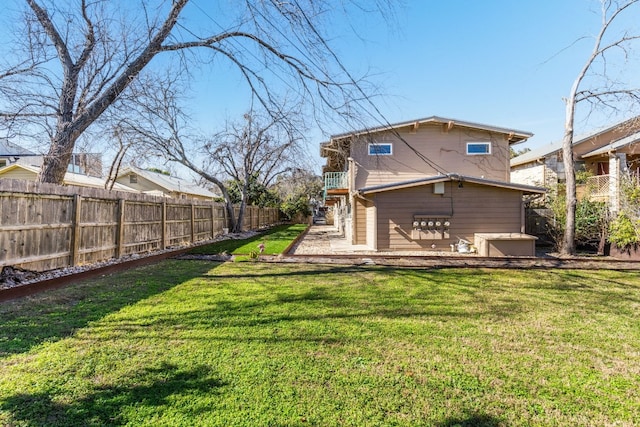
[0,179,280,272]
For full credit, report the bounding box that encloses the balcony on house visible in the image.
[323,171,348,199]
[583,174,609,201]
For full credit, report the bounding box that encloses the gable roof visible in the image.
[328,116,533,144]
[0,140,37,157]
[358,174,546,196]
[117,166,219,199]
[0,163,135,191]
[510,116,640,167]
[581,131,640,158]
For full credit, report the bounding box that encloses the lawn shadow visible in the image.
[0,362,225,425]
[436,411,503,426]
[0,260,218,358]
[83,266,530,347]
[529,269,640,314]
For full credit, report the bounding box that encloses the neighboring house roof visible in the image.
[0,163,136,191]
[509,140,562,168]
[510,116,640,167]
[0,140,37,157]
[117,166,219,199]
[358,174,546,196]
[581,131,640,158]
[327,115,533,144]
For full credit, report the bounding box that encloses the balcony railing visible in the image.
[586,174,609,199]
[580,172,640,203]
[324,172,348,189]
[323,172,348,199]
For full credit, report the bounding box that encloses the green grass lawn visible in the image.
[188,224,307,256]
[1,262,639,426]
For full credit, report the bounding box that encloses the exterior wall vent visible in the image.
[433,182,445,194]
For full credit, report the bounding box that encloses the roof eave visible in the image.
[358,174,546,196]
[330,116,533,143]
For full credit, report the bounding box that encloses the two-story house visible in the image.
[321,116,545,256]
[511,116,640,212]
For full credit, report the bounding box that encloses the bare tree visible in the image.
[0,0,391,184]
[560,0,640,255]
[203,109,305,231]
[114,72,304,231]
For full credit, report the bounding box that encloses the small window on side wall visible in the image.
[466,142,491,155]
[368,142,392,156]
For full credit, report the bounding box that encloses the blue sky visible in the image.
[187,0,640,171]
[2,0,639,175]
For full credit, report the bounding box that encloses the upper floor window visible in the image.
[466,142,491,155]
[368,142,393,156]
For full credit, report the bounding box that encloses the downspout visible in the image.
[521,195,526,234]
[348,157,356,244]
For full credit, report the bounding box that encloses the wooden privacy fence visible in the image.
[0,179,280,272]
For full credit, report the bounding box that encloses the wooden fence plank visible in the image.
[117,199,125,258]
[71,194,82,267]
[1,181,280,271]
[161,201,167,250]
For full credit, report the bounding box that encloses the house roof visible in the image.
[0,140,37,157]
[581,131,640,158]
[357,174,546,196]
[0,163,136,191]
[117,166,219,199]
[510,116,640,167]
[327,116,533,145]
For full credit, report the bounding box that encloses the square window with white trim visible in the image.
[466,142,491,155]
[368,142,393,156]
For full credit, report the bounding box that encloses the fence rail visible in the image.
[0,179,280,272]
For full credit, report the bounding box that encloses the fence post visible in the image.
[190,203,195,243]
[210,204,215,239]
[116,198,125,258]
[71,194,82,266]
[161,201,167,250]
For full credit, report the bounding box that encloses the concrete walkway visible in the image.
[282,225,640,270]
[289,225,372,255]
[289,224,465,256]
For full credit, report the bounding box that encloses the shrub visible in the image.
[608,212,639,248]
[609,173,640,249]
[546,184,609,251]
[280,195,311,220]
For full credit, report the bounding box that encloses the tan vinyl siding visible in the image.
[352,123,511,190]
[354,197,367,245]
[0,169,37,181]
[116,174,165,194]
[374,182,523,251]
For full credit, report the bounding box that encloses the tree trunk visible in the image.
[38,130,76,184]
[224,199,238,233]
[561,102,577,255]
[233,199,247,233]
